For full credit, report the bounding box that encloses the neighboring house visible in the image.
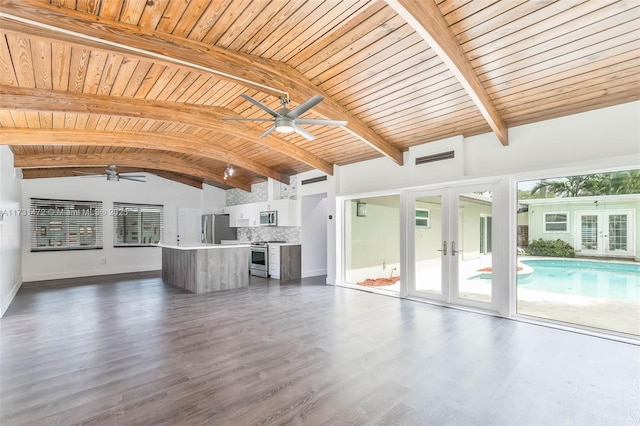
[520,194,640,261]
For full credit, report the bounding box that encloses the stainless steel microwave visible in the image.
[259,210,277,226]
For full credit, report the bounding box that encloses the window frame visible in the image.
[543,211,569,233]
[113,202,164,247]
[415,207,430,229]
[30,198,103,252]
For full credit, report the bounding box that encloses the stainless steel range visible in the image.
[249,241,287,278]
[249,243,268,277]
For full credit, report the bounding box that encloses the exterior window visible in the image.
[113,202,163,247]
[30,198,103,251]
[415,208,430,228]
[543,212,568,232]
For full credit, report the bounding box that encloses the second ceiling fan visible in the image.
[223,94,347,141]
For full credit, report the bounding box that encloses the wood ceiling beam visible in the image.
[0,0,403,165]
[13,152,252,192]
[385,0,509,146]
[147,170,204,189]
[0,128,289,184]
[0,85,332,175]
[21,167,205,189]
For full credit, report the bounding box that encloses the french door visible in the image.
[407,184,498,311]
[576,210,634,257]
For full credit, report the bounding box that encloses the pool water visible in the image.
[518,259,640,301]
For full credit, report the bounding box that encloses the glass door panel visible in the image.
[607,213,629,254]
[579,214,599,252]
[414,195,444,297]
[456,192,493,304]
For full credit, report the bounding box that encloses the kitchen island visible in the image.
[160,244,251,294]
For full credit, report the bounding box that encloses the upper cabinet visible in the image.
[221,199,299,227]
[272,199,299,227]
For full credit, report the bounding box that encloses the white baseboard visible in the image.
[1,278,23,317]
[22,264,161,283]
[302,268,327,278]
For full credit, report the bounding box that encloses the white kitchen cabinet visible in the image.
[273,199,299,227]
[220,198,299,228]
[268,244,280,279]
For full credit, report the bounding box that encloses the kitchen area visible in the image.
[162,177,306,294]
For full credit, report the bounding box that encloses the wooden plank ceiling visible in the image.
[0,0,638,190]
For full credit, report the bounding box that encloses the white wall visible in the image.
[0,147,22,316]
[21,173,202,281]
[202,183,227,214]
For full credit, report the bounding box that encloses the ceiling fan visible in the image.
[223,94,347,141]
[73,165,146,182]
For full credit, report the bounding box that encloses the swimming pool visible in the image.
[518,259,640,301]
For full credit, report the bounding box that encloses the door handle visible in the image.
[437,241,447,255]
[451,241,461,256]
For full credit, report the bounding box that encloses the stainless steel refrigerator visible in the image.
[201,214,237,244]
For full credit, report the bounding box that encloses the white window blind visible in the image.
[113,202,163,247]
[544,212,569,233]
[30,198,103,252]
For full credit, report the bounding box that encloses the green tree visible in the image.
[530,170,640,198]
[608,170,640,194]
[531,175,600,197]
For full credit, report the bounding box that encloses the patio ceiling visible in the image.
[0,0,638,189]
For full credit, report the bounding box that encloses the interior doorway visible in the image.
[301,194,327,277]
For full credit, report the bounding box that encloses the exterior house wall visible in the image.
[345,195,401,284]
[526,196,640,260]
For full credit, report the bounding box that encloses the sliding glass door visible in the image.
[408,185,498,311]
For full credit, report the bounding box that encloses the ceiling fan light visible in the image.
[275,124,294,133]
[275,117,295,133]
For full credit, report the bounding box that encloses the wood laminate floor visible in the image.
[1,272,638,425]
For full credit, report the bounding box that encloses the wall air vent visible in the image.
[301,175,328,185]
[415,150,455,165]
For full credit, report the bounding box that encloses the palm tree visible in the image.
[530,170,640,198]
[608,170,640,194]
[530,175,601,197]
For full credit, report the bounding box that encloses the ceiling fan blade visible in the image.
[295,118,347,126]
[293,124,316,141]
[260,125,276,138]
[240,94,281,118]
[119,176,146,182]
[118,174,146,178]
[287,95,323,119]
[221,117,274,122]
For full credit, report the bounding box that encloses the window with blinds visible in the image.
[113,202,163,247]
[30,198,103,252]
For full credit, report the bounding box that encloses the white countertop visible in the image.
[157,243,251,250]
[267,242,301,246]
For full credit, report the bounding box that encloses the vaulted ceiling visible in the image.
[1,0,638,190]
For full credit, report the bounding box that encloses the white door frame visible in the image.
[575,209,635,257]
[406,183,500,312]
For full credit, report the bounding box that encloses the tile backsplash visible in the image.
[226,177,301,243]
[226,182,268,206]
[226,176,298,206]
[237,226,301,243]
